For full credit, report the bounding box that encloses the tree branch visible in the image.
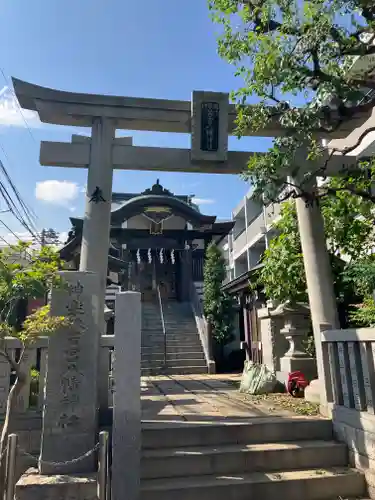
[0,349,21,375]
[321,186,375,203]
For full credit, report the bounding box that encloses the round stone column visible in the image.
[295,188,339,407]
[79,117,115,332]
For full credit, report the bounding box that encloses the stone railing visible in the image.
[189,282,215,374]
[0,335,115,416]
[322,328,375,412]
[322,327,375,474]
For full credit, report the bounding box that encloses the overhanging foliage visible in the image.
[209,0,375,203]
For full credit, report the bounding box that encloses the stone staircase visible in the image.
[140,418,367,500]
[141,301,208,375]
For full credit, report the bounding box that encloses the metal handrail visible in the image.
[189,281,214,366]
[156,284,167,369]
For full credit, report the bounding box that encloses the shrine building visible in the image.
[60,180,234,303]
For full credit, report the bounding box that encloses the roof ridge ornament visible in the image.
[142,179,174,197]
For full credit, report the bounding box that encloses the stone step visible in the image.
[141,468,365,500]
[143,323,197,329]
[142,419,333,449]
[142,352,205,361]
[141,349,206,362]
[142,312,194,318]
[142,358,207,368]
[141,365,208,376]
[142,323,197,329]
[142,332,199,335]
[142,339,202,347]
[142,333,199,339]
[142,326,198,331]
[142,345,204,354]
[142,345,202,351]
[142,332,200,337]
[141,440,347,479]
[142,346,202,352]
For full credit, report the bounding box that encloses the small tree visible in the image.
[0,242,68,494]
[256,187,374,325]
[203,243,234,347]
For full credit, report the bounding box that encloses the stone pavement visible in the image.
[141,374,309,423]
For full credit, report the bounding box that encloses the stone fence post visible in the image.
[112,291,142,500]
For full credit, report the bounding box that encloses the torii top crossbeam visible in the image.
[12,77,369,139]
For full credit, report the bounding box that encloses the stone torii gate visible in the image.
[13,77,367,320]
[13,77,374,397]
[11,77,375,497]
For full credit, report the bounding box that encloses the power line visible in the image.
[0,153,38,231]
[0,173,40,241]
[0,67,41,239]
[0,68,44,244]
[0,68,39,147]
[0,233,12,246]
[0,134,40,239]
[0,219,25,243]
[0,220,36,262]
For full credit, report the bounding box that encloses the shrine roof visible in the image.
[72,180,215,227]
[112,191,191,204]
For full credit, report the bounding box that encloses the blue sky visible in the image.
[0,0,273,243]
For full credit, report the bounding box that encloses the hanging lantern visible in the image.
[136,249,141,264]
[148,248,152,264]
[171,249,175,264]
[160,249,164,264]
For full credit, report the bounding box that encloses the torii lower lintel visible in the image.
[40,141,252,174]
[40,139,361,176]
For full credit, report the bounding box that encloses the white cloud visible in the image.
[0,86,40,128]
[35,180,79,208]
[0,229,71,250]
[0,231,34,247]
[191,197,215,205]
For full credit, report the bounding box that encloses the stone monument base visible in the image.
[280,356,317,382]
[15,468,96,500]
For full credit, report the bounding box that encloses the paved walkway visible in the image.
[141,374,304,424]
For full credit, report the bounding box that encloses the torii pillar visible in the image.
[295,187,340,411]
[79,118,115,332]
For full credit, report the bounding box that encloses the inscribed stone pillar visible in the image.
[39,271,100,474]
[112,291,141,500]
[79,117,115,334]
[295,189,339,405]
